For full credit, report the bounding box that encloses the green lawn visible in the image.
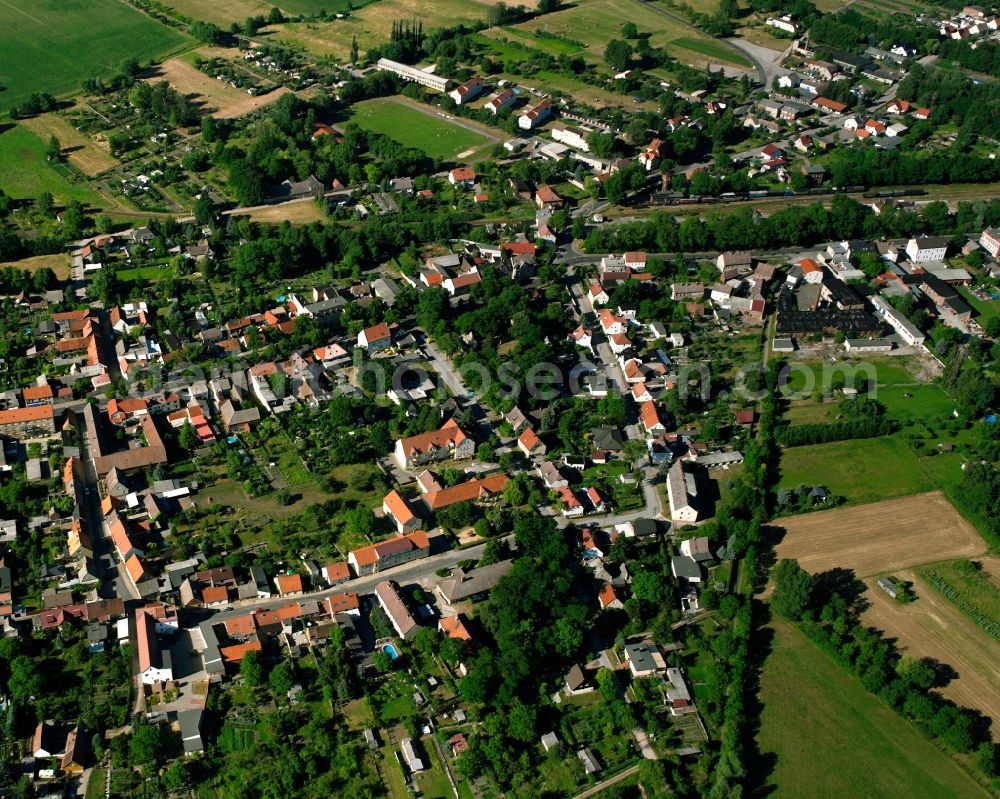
[116,265,171,282]
[0,125,104,205]
[0,0,190,113]
[669,36,752,67]
[347,98,491,161]
[779,437,933,503]
[958,286,1000,323]
[756,618,989,799]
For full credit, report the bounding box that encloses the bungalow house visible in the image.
[394,418,474,469]
[624,640,665,677]
[565,663,594,695]
[505,405,529,433]
[435,560,513,604]
[357,322,392,353]
[517,426,546,458]
[383,489,421,534]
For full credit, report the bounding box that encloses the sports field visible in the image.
[0,125,104,205]
[756,618,989,798]
[770,492,988,580]
[863,568,1000,738]
[778,436,933,503]
[0,0,190,113]
[347,98,495,161]
[18,113,119,177]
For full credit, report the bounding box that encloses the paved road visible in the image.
[202,538,494,627]
[423,339,471,400]
[567,277,628,391]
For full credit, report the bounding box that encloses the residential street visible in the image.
[423,339,471,400]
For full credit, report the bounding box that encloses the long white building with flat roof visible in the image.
[377,58,450,92]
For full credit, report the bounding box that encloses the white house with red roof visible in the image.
[570,325,593,352]
[448,167,476,187]
[449,77,484,105]
[624,252,647,271]
[358,323,392,353]
[517,426,546,458]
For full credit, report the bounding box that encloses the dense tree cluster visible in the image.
[776,398,892,446]
[455,516,590,785]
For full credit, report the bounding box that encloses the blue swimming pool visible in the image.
[382,644,399,660]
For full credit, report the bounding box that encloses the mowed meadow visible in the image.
[756,619,991,798]
[0,0,190,113]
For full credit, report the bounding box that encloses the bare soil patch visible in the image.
[19,113,119,176]
[1,253,71,281]
[771,491,987,578]
[230,198,326,224]
[863,572,1000,739]
[149,59,291,118]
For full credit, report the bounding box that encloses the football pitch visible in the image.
[346,98,495,161]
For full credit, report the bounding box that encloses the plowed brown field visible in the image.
[770,492,987,578]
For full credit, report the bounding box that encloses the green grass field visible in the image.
[756,618,989,798]
[958,286,1000,323]
[779,437,933,503]
[670,36,753,67]
[0,125,104,205]
[347,98,491,160]
[498,0,752,69]
[0,0,190,113]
